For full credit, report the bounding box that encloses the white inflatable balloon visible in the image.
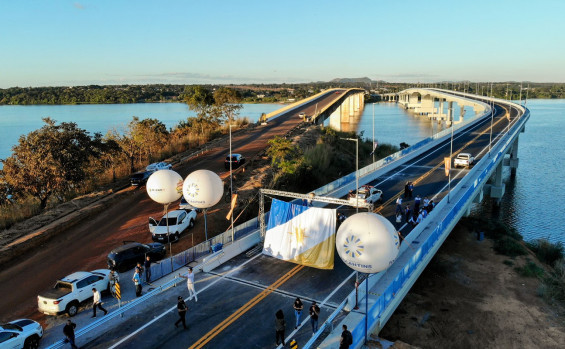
[336,212,399,274]
[146,170,183,204]
[182,170,223,209]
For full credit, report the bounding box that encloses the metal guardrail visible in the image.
[303,297,348,348]
[46,277,182,349]
[309,103,529,348]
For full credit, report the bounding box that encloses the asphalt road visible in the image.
[71,98,520,348]
[0,90,345,324]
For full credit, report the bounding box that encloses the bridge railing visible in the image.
[320,104,530,348]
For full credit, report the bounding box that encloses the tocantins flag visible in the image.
[263,199,336,269]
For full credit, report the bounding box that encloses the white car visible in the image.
[149,209,197,243]
[0,319,43,349]
[454,153,475,168]
[348,185,383,206]
[37,270,111,317]
[146,162,172,172]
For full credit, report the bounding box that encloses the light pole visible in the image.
[489,82,494,157]
[372,103,375,163]
[448,118,453,203]
[228,113,235,243]
[341,137,359,213]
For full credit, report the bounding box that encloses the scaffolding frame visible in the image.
[259,188,372,237]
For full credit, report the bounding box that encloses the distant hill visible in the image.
[330,77,373,84]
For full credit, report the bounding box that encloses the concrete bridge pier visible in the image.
[460,106,466,122]
[489,161,506,206]
[507,136,520,178]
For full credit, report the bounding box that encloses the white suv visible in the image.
[149,209,197,242]
[0,319,43,349]
[37,270,111,316]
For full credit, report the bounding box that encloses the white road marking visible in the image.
[108,253,262,349]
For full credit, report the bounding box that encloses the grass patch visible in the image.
[493,236,527,257]
[503,260,514,267]
[515,261,545,278]
[527,239,564,267]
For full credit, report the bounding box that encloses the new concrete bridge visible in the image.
[43,89,528,349]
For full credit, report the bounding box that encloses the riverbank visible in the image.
[379,218,565,348]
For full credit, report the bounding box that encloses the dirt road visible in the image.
[0,92,344,323]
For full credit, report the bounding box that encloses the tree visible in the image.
[1,118,99,209]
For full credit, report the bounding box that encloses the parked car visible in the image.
[348,185,383,206]
[0,319,43,349]
[37,270,111,317]
[149,209,197,243]
[130,171,152,186]
[224,154,245,169]
[454,153,475,168]
[179,196,202,212]
[146,162,172,172]
[107,242,166,272]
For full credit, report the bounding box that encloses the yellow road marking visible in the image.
[373,110,508,214]
[189,264,304,349]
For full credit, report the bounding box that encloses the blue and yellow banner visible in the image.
[263,199,336,269]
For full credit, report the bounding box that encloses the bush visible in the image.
[515,261,545,278]
[493,236,527,257]
[527,239,564,267]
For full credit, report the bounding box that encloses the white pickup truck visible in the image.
[37,270,110,316]
[454,153,475,168]
[348,185,383,206]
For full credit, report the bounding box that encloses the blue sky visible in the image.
[1,0,564,88]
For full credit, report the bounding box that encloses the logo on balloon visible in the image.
[344,235,364,258]
[184,182,199,198]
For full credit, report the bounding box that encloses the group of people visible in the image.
[132,256,153,298]
[174,266,198,330]
[396,186,436,229]
[274,298,351,348]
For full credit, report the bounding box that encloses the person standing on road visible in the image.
[91,288,107,317]
[133,269,142,297]
[404,205,412,224]
[293,297,303,329]
[340,324,353,349]
[174,296,188,329]
[63,320,78,349]
[414,195,421,212]
[404,182,409,198]
[408,182,414,198]
[179,267,198,302]
[144,256,152,284]
[395,197,403,214]
[275,309,286,346]
[309,301,320,334]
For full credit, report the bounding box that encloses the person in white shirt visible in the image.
[179,267,198,302]
[92,288,107,317]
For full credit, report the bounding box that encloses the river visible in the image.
[0,99,563,244]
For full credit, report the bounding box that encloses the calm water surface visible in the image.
[1,99,563,244]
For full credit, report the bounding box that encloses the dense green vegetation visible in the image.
[0,86,245,229]
[2,81,563,105]
[266,127,399,194]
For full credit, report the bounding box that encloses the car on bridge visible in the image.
[0,319,43,349]
[454,153,475,168]
[149,209,197,243]
[37,270,111,317]
[348,185,383,206]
